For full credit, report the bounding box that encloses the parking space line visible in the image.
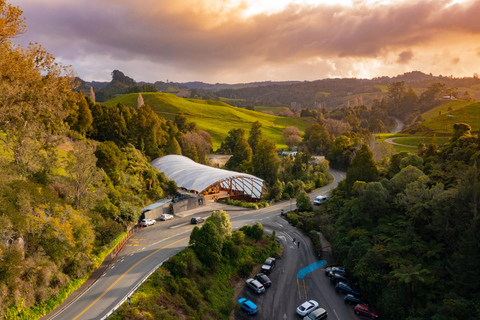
[297,278,301,299]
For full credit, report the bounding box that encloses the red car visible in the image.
[355,304,379,319]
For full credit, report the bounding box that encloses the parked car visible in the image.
[246,278,265,293]
[355,304,379,319]
[329,273,351,285]
[140,219,156,226]
[160,214,173,221]
[303,307,328,320]
[254,273,272,288]
[296,300,319,316]
[313,195,328,205]
[324,265,345,276]
[344,294,366,306]
[190,217,204,224]
[237,298,259,315]
[261,257,276,273]
[335,282,361,296]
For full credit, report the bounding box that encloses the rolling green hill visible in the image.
[415,101,480,135]
[104,93,315,149]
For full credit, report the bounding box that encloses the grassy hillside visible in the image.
[421,99,473,121]
[417,101,480,135]
[104,93,314,149]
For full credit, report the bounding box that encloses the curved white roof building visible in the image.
[151,155,265,199]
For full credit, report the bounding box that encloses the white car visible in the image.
[296,300,319,316]
[160,214,173,221]
[313,195,328,206]
[140,218,156,226]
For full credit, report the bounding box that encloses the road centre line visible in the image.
[72,236,189,320]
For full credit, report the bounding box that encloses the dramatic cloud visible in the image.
[397,50,414,64]
[10,0,480,82]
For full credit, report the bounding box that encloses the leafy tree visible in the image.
[166,137,182,155]
[248,121,263,154]
[95,141,122,184]
[218,128,245,154]
[345,144,379,193]
[206,210,232,239]
[252,138,279,186]
[303,123,331,155]
[69,141,104,209]
[296,191,313,212]
[426,134,438,157]
[451,123,471,142]
[174,113,189,133]
[190,221,223,268]
[225,135,252,172]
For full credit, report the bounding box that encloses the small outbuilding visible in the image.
[151,155,265,201]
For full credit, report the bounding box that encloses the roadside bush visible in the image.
[309,230,322,252]
[287,213,299,226]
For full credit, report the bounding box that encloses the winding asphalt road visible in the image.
[46,169,347,320]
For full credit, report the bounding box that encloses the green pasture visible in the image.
[254,106,289,114]
[104,93,314,150]
[421,100,472,121]
[418,102,480,135]
[393,136,450,147]
[374,85,388,93]
[218,97,246,104]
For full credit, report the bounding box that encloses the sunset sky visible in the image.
[10,0,480,83]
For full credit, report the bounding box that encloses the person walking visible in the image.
[298,241,300,249]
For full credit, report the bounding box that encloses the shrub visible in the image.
[287,213,299,226]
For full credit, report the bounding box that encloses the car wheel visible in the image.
[355,311,360,315]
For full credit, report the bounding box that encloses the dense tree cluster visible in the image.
[315,124,480,320]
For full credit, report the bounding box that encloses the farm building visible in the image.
[151,155,265,201]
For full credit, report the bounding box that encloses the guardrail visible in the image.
[111,225,143,259]
[100,250,182,320]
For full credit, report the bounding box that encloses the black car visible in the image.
[261,257,276,274]
[190,217,204,224]
[336,282,361,296]
[329,273,351,285]
[254,273,272,288]
[344,294,366,306]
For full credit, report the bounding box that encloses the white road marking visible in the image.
[275,222,283,227]
[277,236,286,241]
[333,309,340,320]
[170,222,190,229]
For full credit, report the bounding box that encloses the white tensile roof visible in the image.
[150,155,265,199]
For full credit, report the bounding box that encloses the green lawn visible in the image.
[104,93,314,150]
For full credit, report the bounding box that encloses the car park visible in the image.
[237,298,259,315]
[303,307,328,320]
[355,304,379,319]
[140,218,156,226]
[160,214,173,221]
[344,294,365,306]
[190,217,204,224]
[246,278,265,293]
[296,300,319,316]
[254,273,272,288]
[261,257,276,273]
[335,282,361,296]
[313,195,328,205]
